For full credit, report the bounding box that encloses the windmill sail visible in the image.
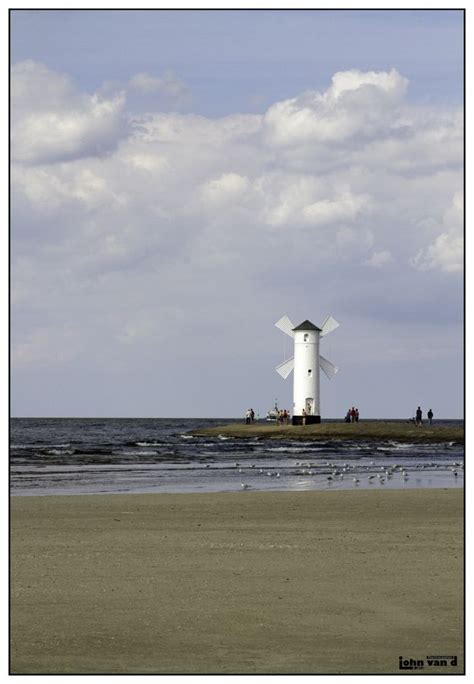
[319,355,339,379]
[275,356,295,379]
[320,315,340,337]
[275,315,295,338]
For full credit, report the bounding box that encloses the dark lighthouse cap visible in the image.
[292,320,322,332]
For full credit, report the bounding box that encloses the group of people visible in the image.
[245,408,255,424]
[412,406,434,426]
[344,406,359,423]
[245,404,435,425]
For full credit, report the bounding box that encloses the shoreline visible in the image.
[190,420,464,442]
[9,479,465,498]
[11,488,464,674]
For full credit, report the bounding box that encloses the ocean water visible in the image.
[10,418,464,496]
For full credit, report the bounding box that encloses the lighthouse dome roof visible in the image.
[292,319,322,332]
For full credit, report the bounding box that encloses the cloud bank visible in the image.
[11,61,463,416]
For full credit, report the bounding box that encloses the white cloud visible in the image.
[364,249,393,268]
[302,192,370,226]
[254,173,320,227]
[10,62,463,383]
[412,192,463,273]
[11,61,128,164]
[200,173,250,205]
[133,111,261,145]
[328,68,407,100]
[11,60,77,113]
[123,152,169,173]
[262,68,408,147]
[12,163,124,212]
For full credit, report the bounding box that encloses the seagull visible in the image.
[276,472,280,478]
[353,477,360,484]
[241,483,251,489]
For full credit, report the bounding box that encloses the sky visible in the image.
[10,9,464,418]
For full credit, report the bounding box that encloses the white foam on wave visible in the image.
[17,443,71,449]
[46,449,75,455]
[268,446,312,453]
[120,450,159,456]
[180,434,195,440]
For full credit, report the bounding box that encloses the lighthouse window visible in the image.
[304,333,309,341]
[308,369,312,376]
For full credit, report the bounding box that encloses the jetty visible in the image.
[190,420,463,443]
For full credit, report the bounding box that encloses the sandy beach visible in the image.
[10,488,463,674]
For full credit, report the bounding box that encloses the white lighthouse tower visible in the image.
[274,315,340,425]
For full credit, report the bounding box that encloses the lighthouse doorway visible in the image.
[305,398,314,415]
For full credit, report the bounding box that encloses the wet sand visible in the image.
[191,420,464,442]
[10,489,464,674]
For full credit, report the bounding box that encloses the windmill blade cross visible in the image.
[320,315,340,337]
[275,315,295,338]
[275,356,295,379]
[319,355,339,380]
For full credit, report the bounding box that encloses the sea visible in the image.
[10,418,464,497]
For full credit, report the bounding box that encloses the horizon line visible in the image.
[10,416,464,421]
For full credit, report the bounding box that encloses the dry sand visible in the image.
[10,489,464,674]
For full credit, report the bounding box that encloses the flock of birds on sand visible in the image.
[235,459,463,490]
